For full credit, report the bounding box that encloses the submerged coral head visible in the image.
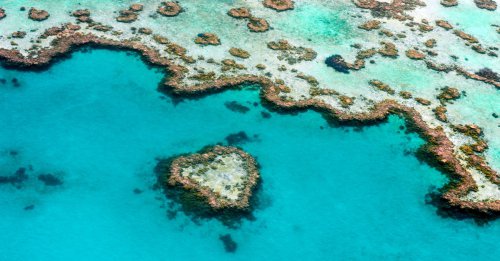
[325,54,350,74]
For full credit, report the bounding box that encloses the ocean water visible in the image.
[0,49,499,260]
[273,2,355,44]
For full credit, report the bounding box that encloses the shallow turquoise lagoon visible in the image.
[0,49,499,260]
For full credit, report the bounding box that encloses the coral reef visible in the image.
[194,33,221,46]
[129,4,144,12]
[229,48,250,59]
[28,8,50,21]
[436,20,453,30]
[116,10,138,23]
[268,39,317,64]
[263,0,295,11]
[359,20,381,31]
[228,7,251,19]
[12,31,27,39]
[474,0,497,10]
[165,145,260,210]
[406,49,426,60]
[0,2,498,220]
[437,87,461,103]
[475,68,499,82]
[378,42,399,57]
[325,55,364,73]
[369,80,395,94]
[247,17,270,32]
[72,9,92,23]
[325,55,350,73]
[157,1,182,17]
[116,5,143,23]
[353,0,426,20]
[441,0,458,7]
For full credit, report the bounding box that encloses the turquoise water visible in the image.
[0,49,499,260]
[274,2,355,44]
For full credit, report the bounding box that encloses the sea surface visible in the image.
[0,49,499,260]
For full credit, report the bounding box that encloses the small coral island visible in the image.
[157,146,260,223]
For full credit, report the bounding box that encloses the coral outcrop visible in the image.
[406,49,426,60]
[165,146,260,210]
[116,10,138,23]
[28,8,50,21]
[359,20,381,30]
[194,33,221,46]
[0,3,499,221]
[441,0,458,7]
[228,7,251,19]
[229,48,250,59]
[72,9,92,23]
[247,17,270,32]
[474,0,497,10]
[263,0,295,11]
[157,1,182,17]
[0,8,6,20]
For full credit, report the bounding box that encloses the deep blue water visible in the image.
[0,49,499,260]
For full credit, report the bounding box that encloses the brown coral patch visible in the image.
[157,1,182,17]
[356,48,377,59]
[221,59,246,71]
[436,20,453,30]
[268,39,317,64]
[92,24,112,32]
[369,79,395,94]
[424,39,436,48]
[72,9,92,23]
[437,86,461,103]
[358,20,381,30]
[116,10,138,23]
[194,33,221,46]
[378,42,399,57]
[0,8,6,20]
[229,48,250,59]
[228,7,251,19]
[418,24,434,32]
[406,49,426,60]
[353,0,426,21]
[165,42,187,56]
[440,0,458,7]
[474,0,497,10]
[72,9,90,17]
[11,31,27,39]
[399,91,413,99]
[138,28,153,35]
[129,4,144,12]
[28,8,50,21]
[263,0,294,11]
[247,17,270,33]
[433,106,448,122]
[338,95,354,108]
[455,67,500,88]
[415,97,431,105]
[467,155,500,184]
[472,44,486,54]
[267,39,292,50]
[454,30,479,44]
